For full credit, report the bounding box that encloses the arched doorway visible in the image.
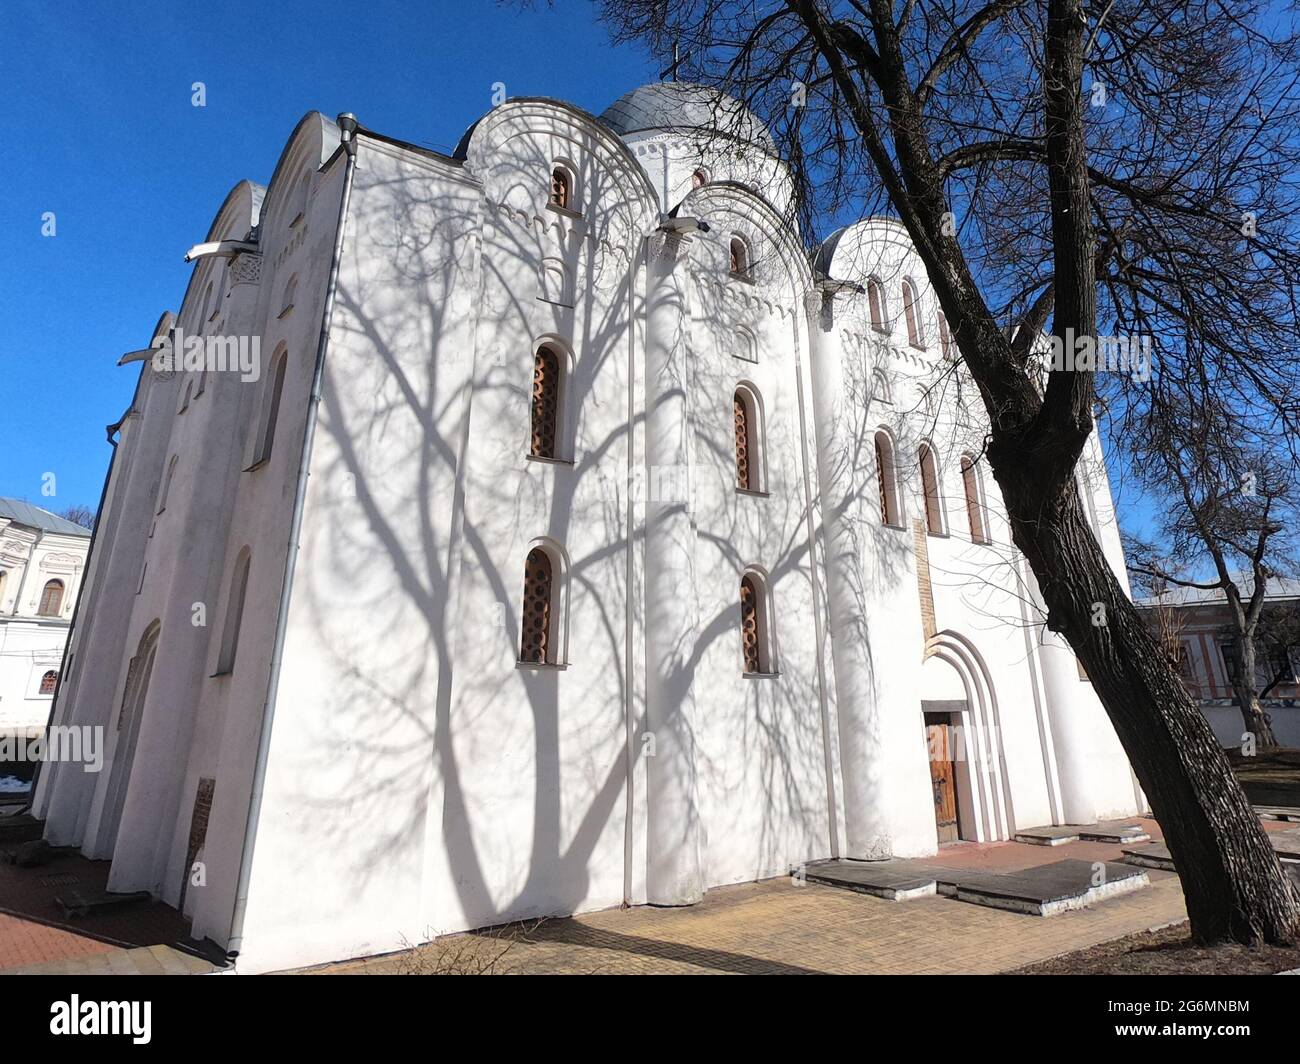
[919,633,1015,843]
[100,621,160,857]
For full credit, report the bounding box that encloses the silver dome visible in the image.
[599,82,777,154]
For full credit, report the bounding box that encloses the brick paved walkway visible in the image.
[307,821,1196,975]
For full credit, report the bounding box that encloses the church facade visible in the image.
[35,83,1143,973]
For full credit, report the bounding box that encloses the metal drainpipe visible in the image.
[225,113,359,960]
[23,421,121,811]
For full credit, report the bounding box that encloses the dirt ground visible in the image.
[1012,921,1300,975]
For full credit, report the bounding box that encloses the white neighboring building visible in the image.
[0,499,91,745]
[36,84,1143,973]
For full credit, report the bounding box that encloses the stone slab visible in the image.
[806,856,1148,915]
[950,860,1148,916]
[803,859,938,900]
[1122,843,1174,870]
[1125,831,1300,871]
[1256,806,1300,822]
[1078,821,1150,844]
[1014,825,1080,846]
[54,889,152,918]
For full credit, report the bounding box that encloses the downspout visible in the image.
[24,420,121,811]
[226,113,359,959]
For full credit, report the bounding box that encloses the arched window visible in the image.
[157,454,179,514]
[215,548,251,675]
[739,571,774,674]
[39,670,58,695]
[938,310,954,360]
[919,444,944,535]
[961,455,989,543]
[530,345,562,459]
[38,579,65,617]
[875,431,901,526]
[691,167,710,189]
[247,346,288,470]
[519,547,557,664]
[549,165,572,210]
[867,278,887,333]
[733,325,757,363]
[729,235,750,278]
[733,387,763,491]
[871,369,892,405]
[902,278,924,348]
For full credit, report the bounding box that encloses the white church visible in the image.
[35,82,1144,973]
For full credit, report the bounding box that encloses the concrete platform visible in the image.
[1124,828,1300,871]
[1016,820,1150,846]
[804,856,1148,915]
[803,859,940,899]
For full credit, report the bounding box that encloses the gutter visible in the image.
[225,113,359,960]
[25,420,122,810]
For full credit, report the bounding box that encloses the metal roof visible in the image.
[599,82,777,153]
[0,498,92,537]
[1135,575,1300,608]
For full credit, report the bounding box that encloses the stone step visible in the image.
[1124,829,1300,872]
[1257,806,1300,822]
[1015,820,1149,846]
[804,857,1148,915]
[54,889,152,918]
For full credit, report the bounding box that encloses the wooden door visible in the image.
[925,716,959,844]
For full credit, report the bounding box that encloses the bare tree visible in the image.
[56,504,96,531]
[599,0,1300,943]
[1126,382,1299,749]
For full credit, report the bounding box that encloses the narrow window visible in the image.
[530,345,561,459]
[549,166,571,209]
[919,445,944,535]
[519,548,555,664]
[177,378,193,413]
[157,454,179,514]
[730,235,749,277]
[902,278,924,348]
[207,270,223,323]
[875,431,899,525]
[199,282,213,329]
[38,579,65,617]
[39,670,58,695]
[279,275,297,318]
[291,173,310,227]
[247,347,288,470]
[867,278,887,333]
[739,572,772,674]
[734,389,756,490]
[215,548,251,675]
[938,311,954,360]
[961,455,988,543]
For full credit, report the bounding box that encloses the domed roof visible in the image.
[599,82,777,154]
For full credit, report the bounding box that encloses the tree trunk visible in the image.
[1232,638,1280,751]
[992,459,1299,944]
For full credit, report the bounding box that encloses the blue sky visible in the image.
[0,0,1154,542]
[0,0,659,512]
